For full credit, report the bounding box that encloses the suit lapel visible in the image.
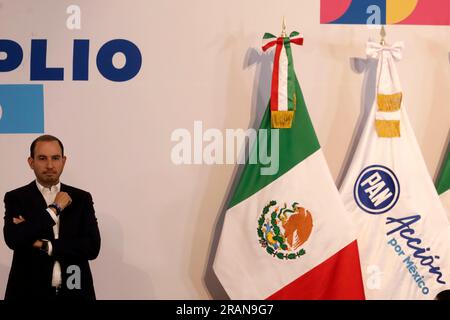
[27,181,48,210]
[26,181,55,240]
[59,183,68,238]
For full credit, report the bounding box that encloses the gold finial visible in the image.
[281,16,287,37]
[380,25,386,45]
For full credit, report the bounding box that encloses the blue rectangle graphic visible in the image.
[0,84,44,133]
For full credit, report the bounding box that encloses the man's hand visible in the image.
[32,239,43,249]
[12,215,25,224]
[54,192,72,211]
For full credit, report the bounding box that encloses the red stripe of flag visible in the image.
[266,240,365,300]
[271,38,284,112]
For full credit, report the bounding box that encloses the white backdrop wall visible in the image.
[0,0,449,299]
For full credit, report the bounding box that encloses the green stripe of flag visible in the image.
[437,146,450,195]
[229,74,320,208]
[285,38,296,111]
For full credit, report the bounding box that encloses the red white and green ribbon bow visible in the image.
[262,31,303,128]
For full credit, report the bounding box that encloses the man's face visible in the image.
[28,141,66,187]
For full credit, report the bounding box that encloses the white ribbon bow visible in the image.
[366,41,404,60]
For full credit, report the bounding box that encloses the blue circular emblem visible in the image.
[353,165,400,214]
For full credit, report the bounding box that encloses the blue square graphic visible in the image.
[0,84,44,133]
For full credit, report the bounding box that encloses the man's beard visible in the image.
[40,172,60,185]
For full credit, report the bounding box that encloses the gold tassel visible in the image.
[377,93,402,112]
[271,111,295,128]
[375,120,400,138]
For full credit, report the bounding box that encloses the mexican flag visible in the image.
[339,41,450,299]
[437,148,450,216]
[213,34,365,300]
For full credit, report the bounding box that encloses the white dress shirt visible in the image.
[36,181,62,288]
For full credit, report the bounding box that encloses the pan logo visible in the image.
[321,0,450,25]
[354,165,400,215]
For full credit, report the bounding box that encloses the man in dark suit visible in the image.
[3,135,101,300]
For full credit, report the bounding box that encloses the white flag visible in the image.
[340,41,450,299]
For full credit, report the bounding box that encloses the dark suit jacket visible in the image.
[3,181,101,300]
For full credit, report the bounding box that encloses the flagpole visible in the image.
[281,16,287,37]
[380,25,386,45]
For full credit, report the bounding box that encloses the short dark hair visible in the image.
[30,135,64,158]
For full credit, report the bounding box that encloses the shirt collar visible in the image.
[35,180,61,194]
